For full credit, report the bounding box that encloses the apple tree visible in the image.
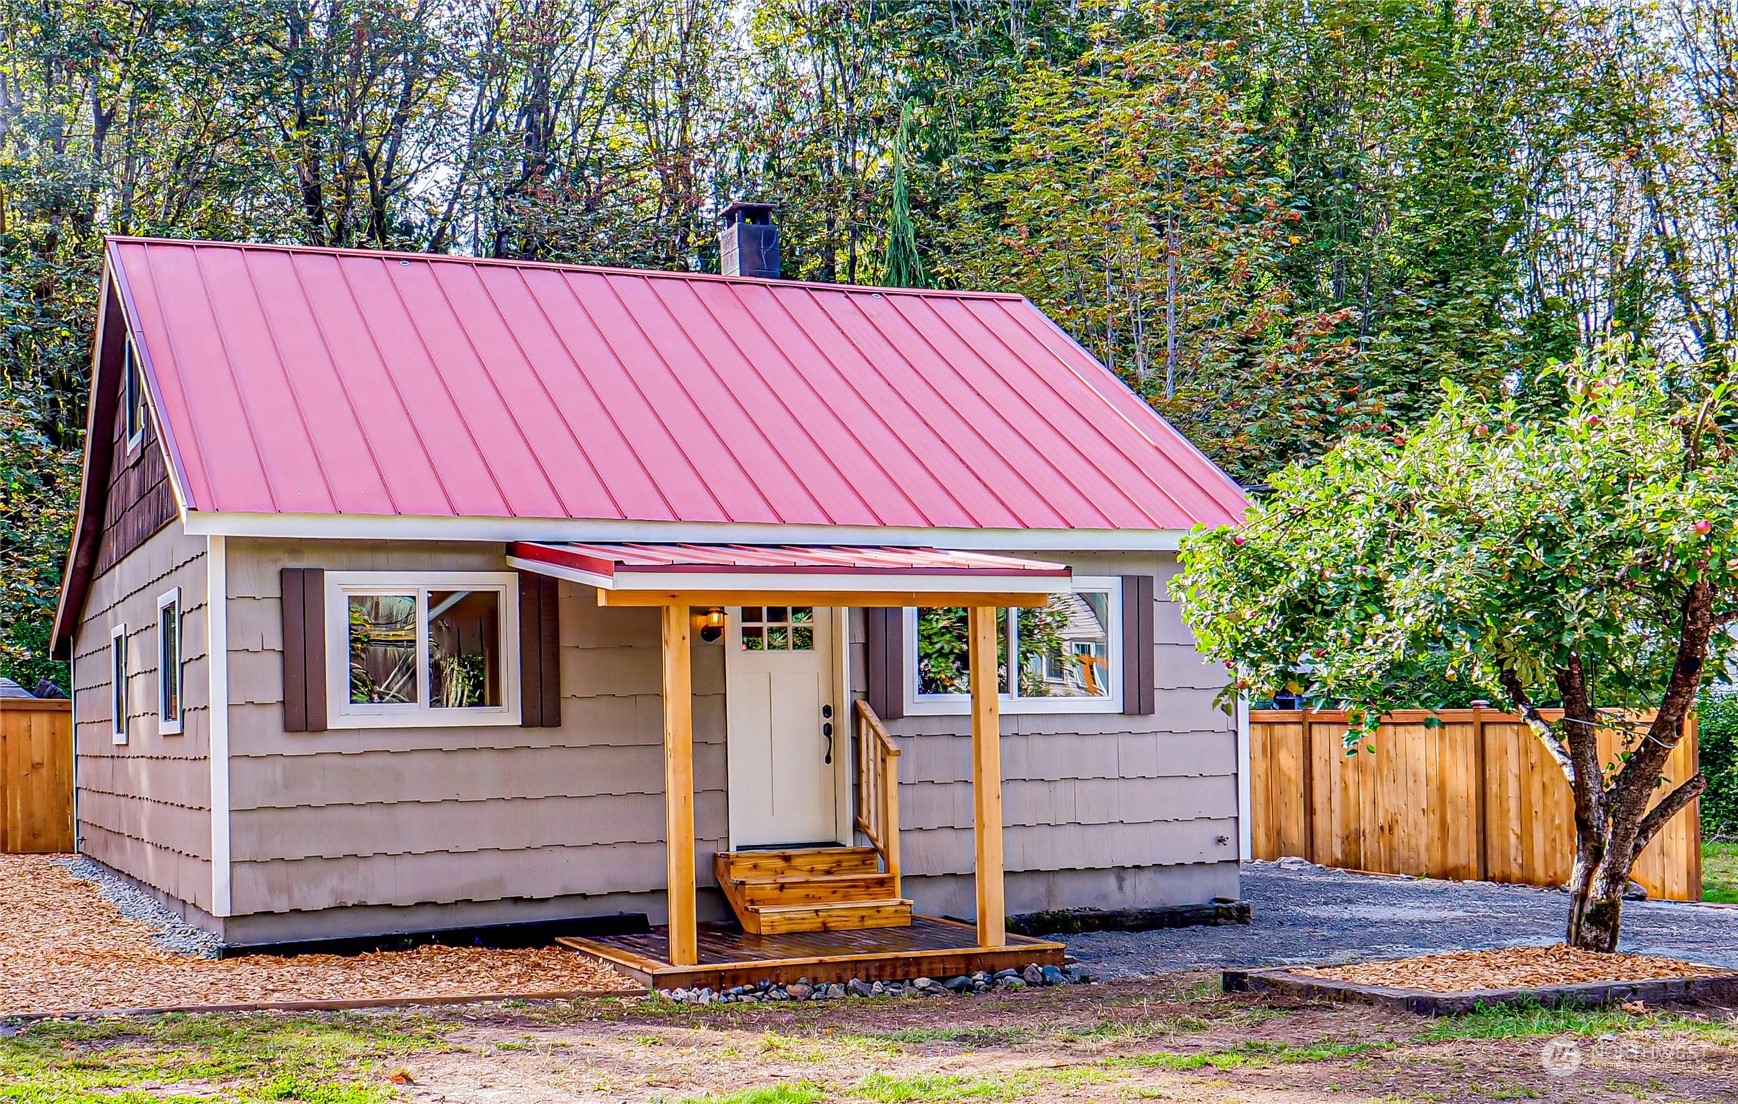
[1176,346,1738,951]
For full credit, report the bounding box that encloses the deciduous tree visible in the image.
[1177,346,1737,950]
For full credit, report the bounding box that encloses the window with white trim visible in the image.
[904,577,1123,714]
[324,572,520,728]
[111,623,129,744]
[157,588,183,735]
[123,339,145,449]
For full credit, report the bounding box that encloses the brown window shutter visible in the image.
[864,607,905,721]
[518,572,561,727]
[281,567,327,732]
[1122,574,1156,716]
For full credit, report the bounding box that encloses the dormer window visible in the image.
[123,339,145,449]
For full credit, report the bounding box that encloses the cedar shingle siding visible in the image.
[850,552,1238,918]
[72,521,212,916]
[214,541,1235,942]
[221,538,730,943]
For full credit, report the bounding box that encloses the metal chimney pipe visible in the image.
[719,201,779,279]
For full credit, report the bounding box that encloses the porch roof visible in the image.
[506,541,1068,607]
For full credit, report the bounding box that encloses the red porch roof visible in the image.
[106,237,1247,537]
[509,542,1070,592]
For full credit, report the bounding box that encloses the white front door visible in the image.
[725,605,840,847]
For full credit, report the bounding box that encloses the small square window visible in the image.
[157,588,183,735]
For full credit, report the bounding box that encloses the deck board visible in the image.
[559,915,1066,990]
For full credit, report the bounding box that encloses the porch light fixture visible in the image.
[698,607,726,643]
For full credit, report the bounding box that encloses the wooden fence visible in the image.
[1250,708,1702,901]
[0,697,74,853]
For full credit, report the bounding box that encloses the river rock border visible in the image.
[651,962,1092,1004]
[1223,966,1738,1015]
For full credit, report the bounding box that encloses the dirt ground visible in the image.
[0,855,633,1015]
[5,975,1736,1103]
[392,979,1738,1103]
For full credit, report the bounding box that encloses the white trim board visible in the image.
[207,534,232,917]
[185,511,1192,551]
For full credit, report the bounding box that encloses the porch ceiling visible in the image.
[506,541,1069,607]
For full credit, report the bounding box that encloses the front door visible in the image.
[725,605,839,847]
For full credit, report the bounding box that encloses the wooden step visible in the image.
[747,897,913,935]
[719,846,881,880]
[739,871,897,908]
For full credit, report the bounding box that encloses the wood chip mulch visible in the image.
[0,855,637,1016]
[1293,943,1732,994]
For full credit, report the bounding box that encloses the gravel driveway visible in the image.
[1068,860,1738,979]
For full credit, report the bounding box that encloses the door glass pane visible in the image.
[1020,591,1110,697]
[348,595,418,704]
[429,590,502,708]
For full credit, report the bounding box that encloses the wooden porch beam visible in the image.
[598,589,1051,609]
[968,605,1006,948]
[661,603,698,967]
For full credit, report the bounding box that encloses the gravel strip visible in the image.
[54,856,223,958]
[1067,860,1738,978]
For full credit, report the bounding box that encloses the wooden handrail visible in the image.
[853,699,902,895]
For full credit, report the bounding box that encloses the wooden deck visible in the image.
[558,915,1067,991]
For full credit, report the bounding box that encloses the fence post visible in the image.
[1300,707,1316,864]
[1689,711,1703,901]
[1471,700,1489,882]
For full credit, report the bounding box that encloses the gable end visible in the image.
[51,271,182,658]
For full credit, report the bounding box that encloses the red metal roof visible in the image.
[510,542,1072,582]
[107,236,1247,535]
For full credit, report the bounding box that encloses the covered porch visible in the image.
[508,541,1073,984]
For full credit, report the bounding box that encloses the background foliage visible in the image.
[1698,695,1738,840]
[3,0,1738,693]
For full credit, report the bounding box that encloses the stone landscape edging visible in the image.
[1222,966,1738,1015]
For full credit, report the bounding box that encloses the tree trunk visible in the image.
[1564,835,1627,952]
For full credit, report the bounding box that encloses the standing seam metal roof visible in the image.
[107,236,1248,533]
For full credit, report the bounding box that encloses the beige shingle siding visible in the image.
[871,551,1241,915]
[72,519,213,912]
[222,538,728,919]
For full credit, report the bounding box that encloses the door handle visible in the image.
[822,720,834,764]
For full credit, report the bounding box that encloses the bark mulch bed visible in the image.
[1296,944,1731,993]
[0,855,637,1018]
[1227,943,1738,1015]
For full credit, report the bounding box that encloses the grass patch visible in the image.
[1420,999,1738,1048]
[1106,1038,1385,1071]
[862,1025,1033,1046]
[1704,841,1738,904]
[847,1072,1033,1102]
[675,1084,826,1104]
[0,1013,447,1104]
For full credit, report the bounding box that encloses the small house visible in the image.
[52,210,1247,981]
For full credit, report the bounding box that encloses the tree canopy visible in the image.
[1176,347,1737,947]
[4,0,1738,695]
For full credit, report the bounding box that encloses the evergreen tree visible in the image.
[880,101,926,288]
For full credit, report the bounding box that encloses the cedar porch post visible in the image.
[662,604,698,966]
[968,605,1006,948]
